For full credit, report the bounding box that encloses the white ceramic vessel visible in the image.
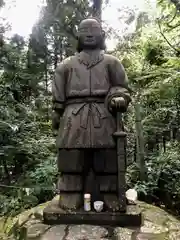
[93,201,104,212]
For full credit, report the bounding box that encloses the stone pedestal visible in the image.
[4,199,180,240]
[43,198,142,227]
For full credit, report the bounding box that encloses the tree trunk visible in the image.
[134,103,147,181]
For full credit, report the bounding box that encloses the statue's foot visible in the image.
[57,174,83,211]
[58,193,83,211]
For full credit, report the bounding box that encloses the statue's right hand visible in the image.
[110,96,127,112]
[110,97,126,108]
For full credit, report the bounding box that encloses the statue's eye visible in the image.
[80,28,87,32]
[92,27,100,34]
[79,26,100,34]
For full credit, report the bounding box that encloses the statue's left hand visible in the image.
[110,96,126,112]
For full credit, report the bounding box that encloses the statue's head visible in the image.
[76,17,106,52]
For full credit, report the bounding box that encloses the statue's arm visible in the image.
[52,63,66,132]
[106,57,131,113]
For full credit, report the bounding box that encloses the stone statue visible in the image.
[52,17,131,212]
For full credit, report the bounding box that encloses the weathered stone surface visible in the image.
[43,198,141,226]
[17,201,49,225]
[27,223,51,239]
[94,149,117,173]
[166,219,180,231]
[168,230,180,240]
[57,149,83,172]
[140,220,168,233]
[115,220,168,239]
[41,225,66,240]
[59,193,82,210]
[114,227,135,240]
[57,175,82,191]
[142,209,168,225]
[2,200,180,240]
[66,225,108,239]
[127,205,141,215]
[114,202,179,239]
[99,175,117,192]
[104,194,119,210]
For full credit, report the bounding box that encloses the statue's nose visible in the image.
[86,29,93,35]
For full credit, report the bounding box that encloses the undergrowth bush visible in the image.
[0,155,58,217]
[127,141,180,213]
[0,126,58,217]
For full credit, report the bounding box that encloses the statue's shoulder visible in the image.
[56,56,76,71]
[104,54,121,64]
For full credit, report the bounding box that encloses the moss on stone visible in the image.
[1,198,180,239]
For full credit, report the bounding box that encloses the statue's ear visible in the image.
[102,30,105,38]
[75,33,79,40]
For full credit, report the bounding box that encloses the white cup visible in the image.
[93,201,104,212]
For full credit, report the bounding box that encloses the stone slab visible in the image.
[43,199,142,227]
[66,225,108,240]
[41,225,67,240]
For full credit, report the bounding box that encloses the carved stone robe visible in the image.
[52,50,131,149]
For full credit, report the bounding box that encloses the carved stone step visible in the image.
[43,198,142,227]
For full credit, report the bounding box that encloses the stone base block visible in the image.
[43,199,142,227]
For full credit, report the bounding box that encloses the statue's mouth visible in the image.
[84,37,95,42]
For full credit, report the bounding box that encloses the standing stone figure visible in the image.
[52,18,131,211]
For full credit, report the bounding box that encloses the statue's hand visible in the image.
[110,96,126,112]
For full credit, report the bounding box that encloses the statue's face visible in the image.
[78,19,102,48]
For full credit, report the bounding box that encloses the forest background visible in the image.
[0,0,180,218]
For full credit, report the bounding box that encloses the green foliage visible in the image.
[0,0,180,230]
[0,155,58,218]
[127,142,180,211]
[0,193,38,217]
[0,0,93,224]
[114,0,180,210]
[144,39,167,65]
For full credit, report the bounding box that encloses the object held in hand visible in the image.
[110,97,126,112]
